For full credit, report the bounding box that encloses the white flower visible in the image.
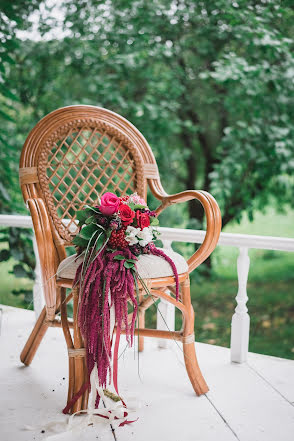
[125,225,154,247]
[125,226,140,245]
[137,227,153,247]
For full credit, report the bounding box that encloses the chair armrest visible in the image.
[154,190,222,273]
[27,198,58,320]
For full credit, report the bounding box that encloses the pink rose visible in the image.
[99,192,120,216]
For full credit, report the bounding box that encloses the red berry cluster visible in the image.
[108,227,128,249]
[119,196,129,202]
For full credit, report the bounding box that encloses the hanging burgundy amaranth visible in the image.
[64,192,179,417]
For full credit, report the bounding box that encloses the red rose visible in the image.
[119,204,135,225]
[136,211,150,229]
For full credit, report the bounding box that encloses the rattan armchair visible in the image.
[19,105,221,414]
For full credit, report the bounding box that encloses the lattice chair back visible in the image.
[20,106,161,248]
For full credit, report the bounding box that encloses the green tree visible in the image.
[62,0,294,226]
[1,0,294,229]
[0,0,43,212]
[0,1,42,291]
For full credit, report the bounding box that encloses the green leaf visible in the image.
[85,215,97,225]
[124,261,135,269]
[114,255,125,261]
[94,231,106,253]
[132,204,146,210]
[76,210,89,223]
[80,223,99,240]
[72,235,88,247]
[126,259,137,264]
[84,205,101,214]
[150,217,159,226]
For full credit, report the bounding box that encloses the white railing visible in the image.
[1,214,294,363]
[159,227,294,362]
[0,215,45,317]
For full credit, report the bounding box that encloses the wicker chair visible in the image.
[19,105,221,414]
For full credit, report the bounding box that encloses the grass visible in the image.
[190,275,294,360]
[0,255,33,309]
[1,205,293,359]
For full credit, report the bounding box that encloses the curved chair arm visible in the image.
[154,190,222,273]
[27,198,58,320]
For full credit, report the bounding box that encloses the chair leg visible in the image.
[63,352,88,414]
[72,287,88,413]
[60,287,88,414]
[181,277,209,396]
[20,306,49,366]
[81,356,89,409]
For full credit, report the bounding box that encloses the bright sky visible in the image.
[16,0,70,41]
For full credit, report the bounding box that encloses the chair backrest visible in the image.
[20,106,162,247]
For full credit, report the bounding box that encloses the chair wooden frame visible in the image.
[19,106,221,414]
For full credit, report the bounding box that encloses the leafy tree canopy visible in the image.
[1,0,294,232]
[0,0,43,211]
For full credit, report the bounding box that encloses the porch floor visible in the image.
[1,305,294,441]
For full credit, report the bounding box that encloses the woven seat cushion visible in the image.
[57,248,188,280]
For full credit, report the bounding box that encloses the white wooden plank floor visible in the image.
[0,305,293,441]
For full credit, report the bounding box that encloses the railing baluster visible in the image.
[157,298,175,349]
[157,239,175,348]
[230,246,250,363]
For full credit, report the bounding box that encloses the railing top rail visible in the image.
[159,227,294,252]
[0,214,294,252]
[0,214,33,228]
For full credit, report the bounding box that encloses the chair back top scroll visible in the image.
[19,106,162,245]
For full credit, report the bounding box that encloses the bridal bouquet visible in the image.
[67,192,179,425]
[73,191,160,257]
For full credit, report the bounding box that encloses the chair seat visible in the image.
[57,248,188,280]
